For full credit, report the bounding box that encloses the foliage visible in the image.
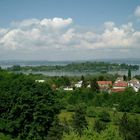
[119,113,140,140]
[0,133,11,140]
[62,125,123,140]
[91,78,99,92]
[46,117,64,140]
[0,71,61,139]
[128,69,131,80]
[9,62,139,72]
[94,119,106,133]
[98,111,111,122]
[72,105,88,135]
[86,106,97,117]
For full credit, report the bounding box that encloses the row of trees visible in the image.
[8,62,139,72]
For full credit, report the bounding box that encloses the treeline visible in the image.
[7,62,139,72]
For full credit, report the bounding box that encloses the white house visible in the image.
[128,78,140,92]
[63,87,73,91]
[35,80,45,83]
[75,81,83,88]
[132,84,140,92]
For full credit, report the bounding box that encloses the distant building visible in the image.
[131,84,140,92]
[97,81,112,92]
[114,77,124,83]
[128,78,140,92]
[75,81,83,88]
[35,80,45,83]
[112,81,128,93]
[87,84,91,88]
[63,87,73,91]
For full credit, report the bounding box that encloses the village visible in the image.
[35,70,140,93]
[63,76,140,93]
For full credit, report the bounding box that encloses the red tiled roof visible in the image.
[97,81,112,85]
[111,88,125,92]
[113,81,128,87]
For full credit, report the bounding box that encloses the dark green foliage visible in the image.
[128,69,131,80]
[47,117,64,140]
[81,75,87,88]
[98,111,111,122]
[86,107,97,117]
[72,105,88,135]
[16,62,139,72]
[0,71,61,139]
[94,119,106,133]
[53,76,71,87]
[119,113,140,140]
[8,65,21,71]
[123,75,127,81]
[91,78,99,92]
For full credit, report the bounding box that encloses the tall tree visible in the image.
[72,105,88,136]
[128,69,131,80]
[81,75,87,88]
[91,78,99,92]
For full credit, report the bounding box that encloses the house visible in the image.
[128,78,140,92]
[87,84,91,88]
[114,77,124,83]
[63,87,73,91]
[129,78,139,86]
[75,81,83,88]
[111,81,128,92]
[131,84,140,92]
[35,80,45,83]
[97,81,112,92]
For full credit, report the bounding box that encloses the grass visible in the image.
[59,107,140,126]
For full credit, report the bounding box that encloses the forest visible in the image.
[0,69,140,140]
[7,62,139,72]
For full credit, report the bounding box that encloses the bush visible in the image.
[72,105,88,135]
[86,107,97,117]
[98,111,111,122]
[94,119,106,133]
[66,105,76,112]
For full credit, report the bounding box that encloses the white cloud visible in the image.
[134,5,140,18]
[104,21,115,30]
[40,17,73,29]
[0,17,140,60]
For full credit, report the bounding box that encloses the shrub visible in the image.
[86,107,97,117]
[98,111,111,122]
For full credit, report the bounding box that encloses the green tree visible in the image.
[91,78,99,92]
[72,105,88,135]
[119,113,140,140]
[47,117,64,140]
[81,75,87,88]
[94,119,106,133]
[128,69,131,80]
[98,111,111,122]
[123,75,127,81]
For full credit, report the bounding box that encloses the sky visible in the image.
[0,0,140,60]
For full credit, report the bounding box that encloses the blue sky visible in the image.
[0,0,140,60]
[0,0,139,27]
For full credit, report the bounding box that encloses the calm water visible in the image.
[1,59,140,76]
[21,69,140,77]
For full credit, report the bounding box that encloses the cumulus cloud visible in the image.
[104,21,115,30]
[40,17,73,29]
[12,17,73,29]
[0,17,140,60]
[134,5,140,18]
